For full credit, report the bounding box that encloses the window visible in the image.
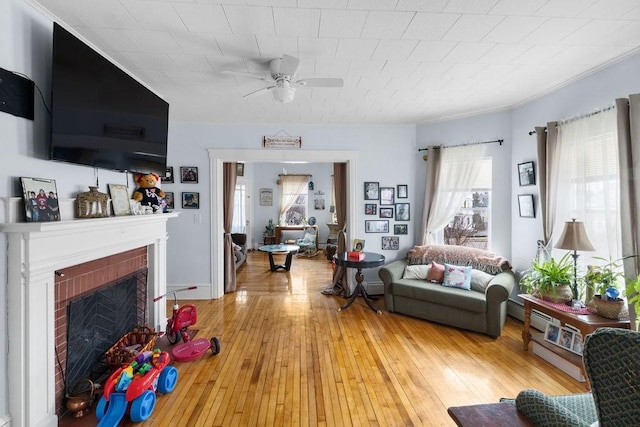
[279,175,308,225]
[553,108,620,266]
[443,158,492,250]
[232,181,247,233]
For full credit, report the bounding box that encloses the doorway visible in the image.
[208,149,358,299]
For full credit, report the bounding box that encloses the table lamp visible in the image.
[554,219,595,306]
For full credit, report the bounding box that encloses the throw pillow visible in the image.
[471,269,494,293]
[302,232,315,243]
[426,261,445,283]
[402,264,431,280]
[442,263,472,290]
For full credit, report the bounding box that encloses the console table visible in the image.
[520,293,630,383]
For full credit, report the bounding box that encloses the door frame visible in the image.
[208,149,358,299]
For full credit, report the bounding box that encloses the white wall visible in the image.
[165,124,417,289]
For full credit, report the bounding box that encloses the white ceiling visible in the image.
[32,0,640,125]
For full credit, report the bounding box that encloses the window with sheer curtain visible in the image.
[279,175,308,225]
[232,182,246,233]
[552,107,620,264]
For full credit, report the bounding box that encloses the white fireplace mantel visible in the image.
[1,197,178,427]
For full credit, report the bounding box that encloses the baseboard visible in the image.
[507,299,554,332]
[532,341,586,382]
[364,281,383,296]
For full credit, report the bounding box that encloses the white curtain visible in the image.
[423,144,488,244]
[553,107,620,262]
[279,175,308,224]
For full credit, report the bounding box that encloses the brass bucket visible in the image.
[65,379,96,418]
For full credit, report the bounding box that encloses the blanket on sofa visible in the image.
[406,244,511,275]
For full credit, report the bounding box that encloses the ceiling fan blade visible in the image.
[295,77,344,88]
[242,86,275,99]
[279,54,300,77]
[220,70,272,82]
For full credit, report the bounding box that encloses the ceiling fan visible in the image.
[223,54,344,103]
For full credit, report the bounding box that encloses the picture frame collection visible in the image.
[162,166,200,209]
[517,161,536,218]
[364,181,409,250]
[544,322,583,355]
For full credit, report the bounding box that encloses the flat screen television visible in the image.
[50,23,169,175]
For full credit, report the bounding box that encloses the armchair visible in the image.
[296,226,319,257]
[516,327,640,427]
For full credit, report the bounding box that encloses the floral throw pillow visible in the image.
[442,264,472,290]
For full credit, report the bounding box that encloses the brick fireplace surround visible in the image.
[1,197,178,427]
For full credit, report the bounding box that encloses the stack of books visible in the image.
[347,251,365,260]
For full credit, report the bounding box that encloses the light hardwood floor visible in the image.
[133,250,584,426]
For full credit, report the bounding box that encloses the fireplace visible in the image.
[1,197,177,427]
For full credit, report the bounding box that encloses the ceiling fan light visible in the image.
[272,86,296,103]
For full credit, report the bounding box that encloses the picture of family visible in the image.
[21,177,61,222]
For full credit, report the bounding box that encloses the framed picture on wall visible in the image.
[379,207,393,218]
[162,167,174,183]
[395,203,410,221]
[397,185,408,198]
[236,163,245,177]
[382,236,399,250]
[394,224,408,235]
[365,203,377,215]
[518,161,535,186]
[518,194,535,218]
[365,220,389,233]
[180,166,198,183]
[364,182,379,200]
[260,188,273,206]
[182,192,199,208]
[380,187,395,205]
[163,192,175,210]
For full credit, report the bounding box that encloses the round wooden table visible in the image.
[333,251,385,314]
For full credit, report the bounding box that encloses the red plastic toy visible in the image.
[96,350,177,426]
[154,286,221,361]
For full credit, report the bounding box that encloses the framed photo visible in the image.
[571,333,583,355]
[236,163,245,177]
[518,161,535,186]
[544,323,560,345]
[558,327,575,350]
[380,187,395,205]
[397,184,408,199]
[364,182,379,200]
[182,192,199,209]
[518,194,535,218]
[314,198,325,210]
[379,207,394,218]
[163,191,175,210]
[108,184,131,216]
[259,188,273,206]
[365,203,377,215]
[382,236,399,250]
[20,177,60,222]
[365,220,389,233]
[395,203,410,221]
[394,224,408,235]
[353,239,365,252]
[180,166,198,183]
[162,167,174,184]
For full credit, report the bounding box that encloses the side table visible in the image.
[333,252,385,314]
[519,293,630,384]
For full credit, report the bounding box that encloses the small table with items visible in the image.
[333,251,385,314]
[259,244,300,272]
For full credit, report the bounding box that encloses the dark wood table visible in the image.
[448,402,533,427]
[259,244,300,272]
[519,293,630,383]
[333,251,385,314]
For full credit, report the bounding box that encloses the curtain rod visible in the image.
[528,103,616,135]
[417,139,503,152]
[278,173,312,177]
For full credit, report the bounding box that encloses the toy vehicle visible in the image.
[154,286,221,360]
[96,350,177,426]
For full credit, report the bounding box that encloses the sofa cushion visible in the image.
[442,264,472,290]
[471,269,494,293]
[403,264,430,280]
[426,261,445,282]
[392,279,486,313]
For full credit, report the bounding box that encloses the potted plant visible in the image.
[626,274,640,330]
[586,255,635,320]
[521,252,574,303]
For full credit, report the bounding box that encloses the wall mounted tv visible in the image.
[50,23,169,175]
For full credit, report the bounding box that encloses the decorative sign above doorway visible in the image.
[262,135,302,148]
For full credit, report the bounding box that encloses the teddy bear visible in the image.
[132,173,165,212]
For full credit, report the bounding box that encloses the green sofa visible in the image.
[378,244,515,338]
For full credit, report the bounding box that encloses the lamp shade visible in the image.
[554,219,595,251]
